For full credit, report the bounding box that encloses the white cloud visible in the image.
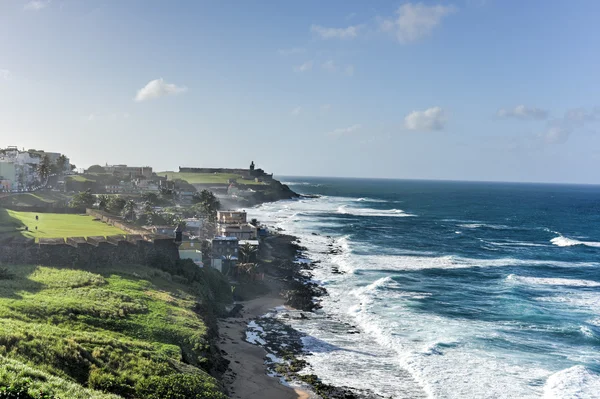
[539,107,600,144]
[541,125,571,144]
[310,24,361,39]
[345,65,355,77]
[278,47,306,56]
[497,105,548,120]
[134,78,187,102]
[322,60,337,72]
[327,124,362,137]
[404,106,446,131]
[0,69,11,80]
[565,107,600,124]
[294,60,313,72]
[291,106,302,116]
[24,0,50,11]
[381,3,457,43]
[321,104,332,112]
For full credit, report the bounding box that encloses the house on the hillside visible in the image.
[216,210,257,240]
[104,164,153,179]
[217,210,247,224]
[210,236,238,272]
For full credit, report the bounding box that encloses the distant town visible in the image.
[0,145,298,277]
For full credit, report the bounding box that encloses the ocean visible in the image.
[249,177,600,399]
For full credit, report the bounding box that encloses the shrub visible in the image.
[0,378,55,399]
[136,373,227,399]
[87,368,134,398]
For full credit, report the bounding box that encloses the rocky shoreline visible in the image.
[222,232,388,399]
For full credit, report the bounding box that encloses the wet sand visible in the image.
[218,294,310,399]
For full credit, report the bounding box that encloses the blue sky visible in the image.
[1,0,599,183]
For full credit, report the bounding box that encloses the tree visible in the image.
[122,199,137,221]
[196,189,221,220]
[56,154,68,173]
[250,218,259,227]
[37,155,52,183]
[141,192,159,206]
[70,189,95,208]
[239,242,258,263]
[97,194,110,210]
[107,196,126,214]
[86,165,105,173]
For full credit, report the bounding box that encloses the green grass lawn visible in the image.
[1,210,125,239]
[158,171,263,185]
[0,263,230,398]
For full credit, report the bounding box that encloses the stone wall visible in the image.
[85,209,152,236]
[0,233,180,267]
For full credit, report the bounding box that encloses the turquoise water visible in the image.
[251,178,600,398]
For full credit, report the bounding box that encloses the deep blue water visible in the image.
[252,178,600,398]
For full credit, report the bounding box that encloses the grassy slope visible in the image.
[158,172,263,186]
[2,210,125,240]
[0,262,230,398]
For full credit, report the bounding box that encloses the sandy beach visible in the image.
[218,293,311,399]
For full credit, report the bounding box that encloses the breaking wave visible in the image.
[337,205,415,218]
[550,235,600,248]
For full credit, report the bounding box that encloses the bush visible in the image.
[87,368,134,397]
[136,373,227,399]
[0,378,55,399]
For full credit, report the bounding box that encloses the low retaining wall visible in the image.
[0,233,180,267]
[85,209,152,236]
[4,205,86,214]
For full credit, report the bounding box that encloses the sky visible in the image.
[1,0,599,184]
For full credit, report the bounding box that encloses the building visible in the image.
[183,218,204,235]
[211,236,238,272]
[104,164,153,178]
[134,179,160,192]
[0,161,16,188]
[215,210,257,240]
[217,223,258,240]
[217,210,247,225]
[145,225,175,236]
[178,249,203,267]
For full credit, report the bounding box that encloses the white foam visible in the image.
[246,330,266,345]
[507,275,600,288]
[536,292,600,310]
[337,205,415,218]
[246,320,267,345]
[488,240,549,247]
[543,366,600,399]
[458,223,512,230]
[355,197,389,203]
[551,235,600,248]
[265,353,284,364]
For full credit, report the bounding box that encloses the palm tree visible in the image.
[239,242,258,263]
[97,194,110,210]
[122,199,137,222]
[56,155,68,174]
[37,155,51,184]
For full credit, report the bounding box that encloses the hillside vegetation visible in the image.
[0,260,232,398]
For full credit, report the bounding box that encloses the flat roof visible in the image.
[212,236,239,241]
